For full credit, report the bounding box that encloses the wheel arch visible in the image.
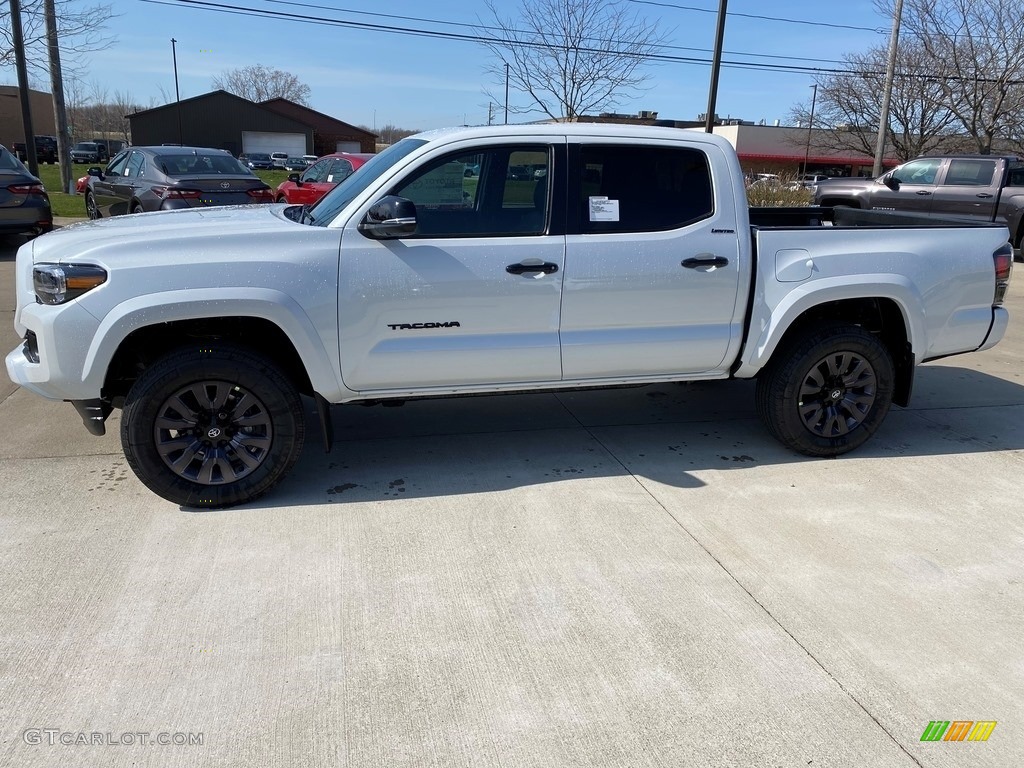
[83,289,347,405]
[103,317,316,405]
[743,296,915,407]
[818,197,862,208]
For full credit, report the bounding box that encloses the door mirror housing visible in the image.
[358,195,417,239]
[87,167,104,179]
[288,173,302,186]
[883,174,899,190]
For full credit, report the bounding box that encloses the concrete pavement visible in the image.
[0,231,1021,766]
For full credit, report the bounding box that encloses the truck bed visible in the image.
[749,205,1009,230]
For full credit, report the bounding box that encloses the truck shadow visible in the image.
[234,364,1024,511]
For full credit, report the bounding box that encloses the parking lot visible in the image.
[1,229,1022,767]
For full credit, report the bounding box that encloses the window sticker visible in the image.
[589,196,620,222]
[326,175,334,182]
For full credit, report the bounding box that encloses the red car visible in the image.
[275,152,373,205]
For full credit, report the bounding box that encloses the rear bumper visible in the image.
[978,306,1010,352]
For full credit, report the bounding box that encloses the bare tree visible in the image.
[0,0,114,79]
[790,44,958,163]
[478,0,667,121]
[899,0,1024,154]
[212,65,312,105]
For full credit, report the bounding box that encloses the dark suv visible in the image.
[12,135,58,164]
[71,142,108,164]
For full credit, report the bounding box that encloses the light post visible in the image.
[704,0,728,133]
[504,62,509,125]
[872,0,904,177]
[803,83,818,176]
[171,38,183,145]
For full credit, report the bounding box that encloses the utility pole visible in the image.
[171,38,183,145]
[704,0,728,133]
[504,62,509,125]
[10,0,38,176]
[44,0,73,193]
[873,0,904,177]
[802,83,818,176]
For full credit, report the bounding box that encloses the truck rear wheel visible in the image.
[121,344,305,508]
[755,323,894,457]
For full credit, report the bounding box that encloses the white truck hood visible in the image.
[32,205,299,265]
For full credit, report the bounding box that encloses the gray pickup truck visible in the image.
[814,155,1024,255]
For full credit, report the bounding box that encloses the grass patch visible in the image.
[32,163,294,219]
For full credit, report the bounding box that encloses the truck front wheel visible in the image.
[756,324,894,457]
[121,345,305,508]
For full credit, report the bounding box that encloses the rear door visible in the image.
[337,139,565,391]
[560,140,743,378]
[929,157,1000,221]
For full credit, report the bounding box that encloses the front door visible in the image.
[560,140,744,379]
[868,157,943,213]
[91,151,130,216]
[338,140,565,392]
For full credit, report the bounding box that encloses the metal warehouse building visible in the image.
[127,90,375,158]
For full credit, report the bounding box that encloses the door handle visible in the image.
[682,255,729,269]
[506,261,559,275]
[976,192,994,198]
[916,190,932,196]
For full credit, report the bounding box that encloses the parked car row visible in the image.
[83,146,275,219]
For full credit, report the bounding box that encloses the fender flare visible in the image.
[80,287,349,400]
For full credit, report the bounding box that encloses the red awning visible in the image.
[737,152,898,165]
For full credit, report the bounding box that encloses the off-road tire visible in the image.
[121,344,305,508]
[756,323,894,457]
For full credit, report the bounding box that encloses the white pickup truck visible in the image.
[6,125,1013,507]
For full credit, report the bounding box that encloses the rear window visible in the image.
[157,154,253,176]
[0,147,28,172]
[575,145,714,234]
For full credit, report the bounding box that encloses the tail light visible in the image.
[162,188,202,200]
[247,187,275,202]
[8,183,45,194]
[993,242,1013,305]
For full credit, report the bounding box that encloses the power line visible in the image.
[248,0,851,66]
[138,0,852,76]
[628,0,887,34]
[138,0,1024,85]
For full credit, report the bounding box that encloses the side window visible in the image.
[943,159,996,186]
[327,159,353,183]
[124,151,145,179]
[576,145,713,234]
[391,145,550,237]
[303,159,330,183]
[891,159,941,185]
[106,152,130,177]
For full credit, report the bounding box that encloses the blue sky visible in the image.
[10,0,889,132]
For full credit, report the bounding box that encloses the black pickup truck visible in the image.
[12,135,58,164]
[814,155,1024,256]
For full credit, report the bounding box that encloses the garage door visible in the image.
[335,141,361,153]
[241,131,306,157]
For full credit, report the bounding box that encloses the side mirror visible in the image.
[288,173,302,186]
[883,174,899,190]
[358,195,417,239]
[87,167,103,179]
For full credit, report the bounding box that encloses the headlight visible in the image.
[33,263,107,305]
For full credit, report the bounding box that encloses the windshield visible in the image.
[75,143,97,150]
[306,138,427,226]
